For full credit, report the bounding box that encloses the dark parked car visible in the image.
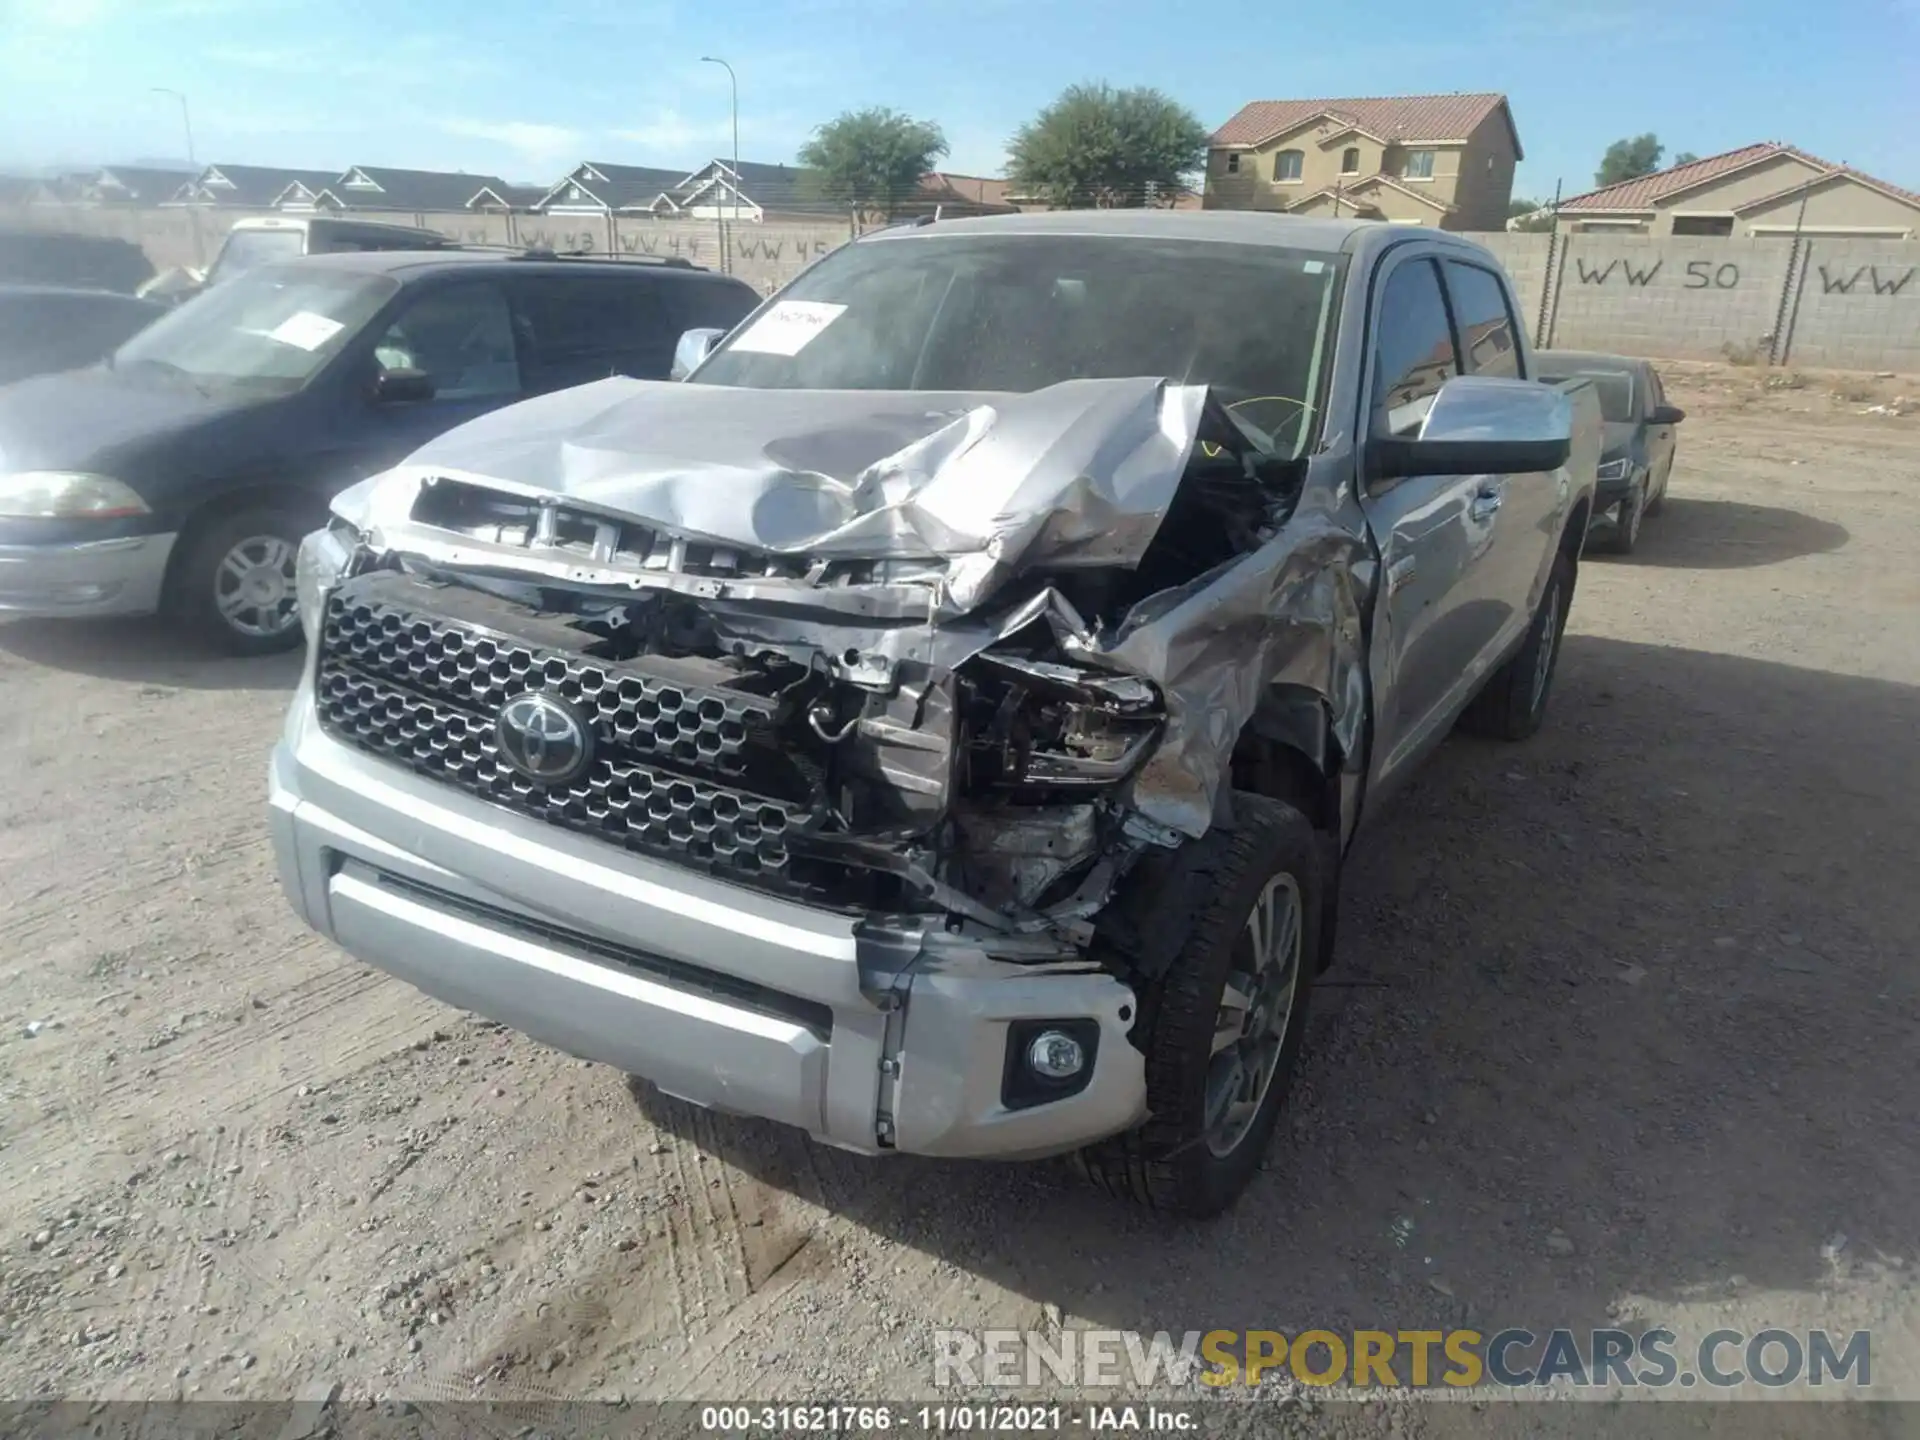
[0,250,759,652]
[1533,350,1684,554]
[0,284,169,385]
[0,228,154,295]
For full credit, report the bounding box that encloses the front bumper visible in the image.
[0,532,178,617]
[268,685,1147,1160]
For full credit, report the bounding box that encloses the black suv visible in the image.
[0,250,760,652]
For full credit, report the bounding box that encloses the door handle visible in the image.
[1468,486,1504,523]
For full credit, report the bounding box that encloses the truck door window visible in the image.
[373,282,521,400]
[1441,261,1521,378]
[1371,257,1459,437]
[513,274,675,387]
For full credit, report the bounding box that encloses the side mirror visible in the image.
[1369,374,1574,482]
[1649,403,1686,426]
[670,327,726,381]
[374,366,436,405]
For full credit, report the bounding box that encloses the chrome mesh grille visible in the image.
[314,573,815,889]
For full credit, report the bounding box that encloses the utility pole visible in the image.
[152,87,204,269]
[151,87,197,168]
[701,56,738,274]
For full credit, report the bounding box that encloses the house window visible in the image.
[1274,150,1304,182]
[1340,147,1360,175]
[1672,215,1735,237]
[1226,153,1240,174]
[1403,150,1435,180]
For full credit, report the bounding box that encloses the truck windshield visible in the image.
[693,233,1347,457]
[208,228,306,285]
[111,265,397,394]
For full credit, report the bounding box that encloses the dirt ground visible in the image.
[2,362,1917,1432]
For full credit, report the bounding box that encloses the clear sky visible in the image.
[2,0,1916,201]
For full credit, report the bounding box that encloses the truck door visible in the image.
[1357,253,1509,790]
[1438,258,1562,662]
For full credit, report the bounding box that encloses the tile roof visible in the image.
[1558,142,1920,212]
[324,166,510,211]
[555,162,696,211]
[663,160,847,217]
[1290,173,1451,214]
[183,164,339,207]
[919,172,1017,210]
[468,183,550,210]
[1212,93,1516,155]
[94,166,197,203]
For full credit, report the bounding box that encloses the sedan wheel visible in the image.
[173,504,316,655]
[213,534,300,640]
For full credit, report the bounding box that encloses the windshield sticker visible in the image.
[728,301,847,357]
[268,311,347,352]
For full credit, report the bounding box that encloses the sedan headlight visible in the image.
[294,521,356,644]
[0,472,149,519]
[1596,458,1631,482]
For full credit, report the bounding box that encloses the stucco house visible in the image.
[1204,92,1521,232]
[1555,143,1920,238]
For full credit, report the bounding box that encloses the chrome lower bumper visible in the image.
[0,533,178,617]
[268,688,1146,1160]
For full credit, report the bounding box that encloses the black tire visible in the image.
[1458,551,1573,742]
[1076,794,1323,1217]
[1643,468,1667,517]
[172,506,312,656]
[1607,479,1645,555]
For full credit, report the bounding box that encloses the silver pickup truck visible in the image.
[270,212,1599,1216]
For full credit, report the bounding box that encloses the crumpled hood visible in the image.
[365,375,1209,611]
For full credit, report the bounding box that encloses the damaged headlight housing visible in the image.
[294,518,360,645]
[961,652,1163,795]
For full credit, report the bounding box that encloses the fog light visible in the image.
[1027,1030,1086,1080]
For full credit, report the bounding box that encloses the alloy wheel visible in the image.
[213,534,299,639]
[1204,873,1304,1158]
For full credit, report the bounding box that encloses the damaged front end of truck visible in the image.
[298,374,1370,973]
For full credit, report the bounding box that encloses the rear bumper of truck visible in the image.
[268,685,1146,1160]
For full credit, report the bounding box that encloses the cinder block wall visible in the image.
[1544,235,1793,359]
[5,204,1917,370]
[1784,241,1920,370]
[1470,232,1553,338]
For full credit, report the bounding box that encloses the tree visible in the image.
[1673,151,1701,167]
[798,108,948,226]
[1507,196,1556,232]
[1007,82,1210,209]
[1596,134,1665,187]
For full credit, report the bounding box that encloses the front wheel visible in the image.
[173,507,313,655]
[1076,794,1323,1217]
[1607,479,1646,555]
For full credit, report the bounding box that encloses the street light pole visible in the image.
[700,55,738,268]
[152,87,204,270]
[151,87,197,168]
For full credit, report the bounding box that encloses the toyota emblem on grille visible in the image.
[495,692,592,784]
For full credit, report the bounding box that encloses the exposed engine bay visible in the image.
[313,375,1370,946]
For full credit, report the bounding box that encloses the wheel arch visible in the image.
[1560,494,1592,564]
[160,483,330,612]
